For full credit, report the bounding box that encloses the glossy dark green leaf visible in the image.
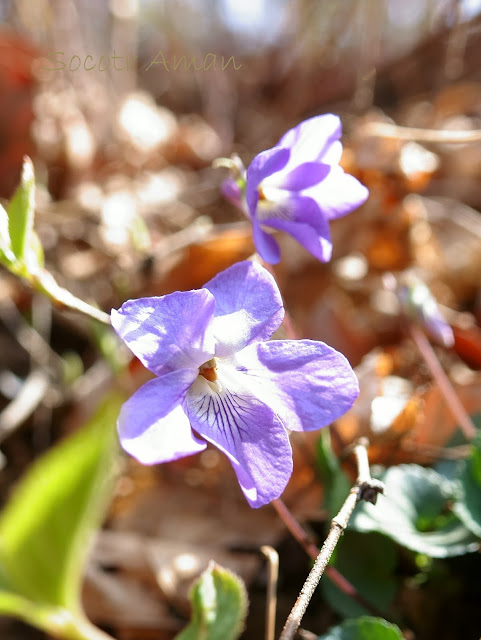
[350,465,479,557]
[0,392,123,611]
[175,562,247,640]
[317,616,404,640]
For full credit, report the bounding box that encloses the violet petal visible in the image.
[277,114,342,165]
[233,340,359,432]
[111,289,215,376]
[246,146,290,216]
[259,193,332,261]
[184,361,292,507]
[204,261,284,356]
[266,217,332,262]
[271,162,330,191]
[252,216,281,264]
[118,371,206,464]
[305,166,369,221]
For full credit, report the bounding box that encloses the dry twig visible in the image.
[278,438,384,640]
[261,546,279,640]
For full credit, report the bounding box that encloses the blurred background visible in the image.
[1,1,481,639]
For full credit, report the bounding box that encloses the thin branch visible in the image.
[409,323,477,440]
[360,121,481,144]
[278,439,384,640]
[271,498,384,617]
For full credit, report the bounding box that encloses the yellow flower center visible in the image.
[199,358,218,382]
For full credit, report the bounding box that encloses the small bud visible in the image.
[221,177,244,208]
[396,275,454,348]
[214,154,247,210]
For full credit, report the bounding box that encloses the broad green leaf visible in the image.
[453,436,481,538]
[322,532,397,618]
[350,465,479,558]
[317,616,404,640]
[0,392,123,612]
[175,563,247,640]
[316,428,351,516]
[7,157,35,262]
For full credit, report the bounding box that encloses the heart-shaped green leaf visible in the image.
[175,562,247,640]
[350,465,479,557]
[317,616,404,639]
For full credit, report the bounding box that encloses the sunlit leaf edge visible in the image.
[0,391,124,610]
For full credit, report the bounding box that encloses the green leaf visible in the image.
[0,391,123,612]
[28,229,45,268]
[350,465,479,558]
[316,428,351,516]
[0,203,15,263]
[322,532,397,618]
[175,562,247,640]
[453,436,481,538]
[317,616,404,640]
[7,157,36,262]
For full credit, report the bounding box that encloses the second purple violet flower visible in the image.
[221,114,369,264]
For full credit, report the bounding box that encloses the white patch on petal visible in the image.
[319,139,342,165]
[186,359,264,449]
[208,310,251,343]
[256,188,294,223]
[112,305,169,350]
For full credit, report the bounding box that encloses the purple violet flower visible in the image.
[222,114,369,264]
[111,261,359,507]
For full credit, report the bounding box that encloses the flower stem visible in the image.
[409,323,476,440]
[277,439,384,640]
[271,498,319,560]
[33,269,111,325]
